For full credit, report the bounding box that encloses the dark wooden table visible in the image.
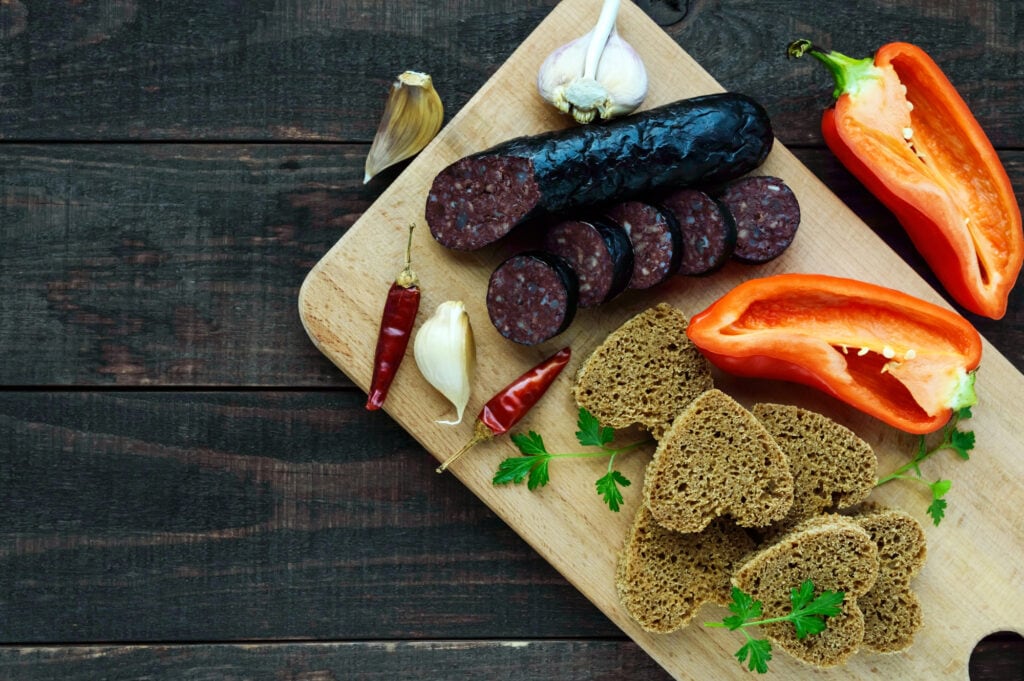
[2,1,1022,679]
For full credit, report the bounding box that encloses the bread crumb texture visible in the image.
[851,507,927,653]
[733,515,879,667]
[753,402,877,532]
[573,303,713,440]
[643,389,795,533]
[615,505,756,633]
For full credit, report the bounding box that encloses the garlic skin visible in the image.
[364,71,444,184]
[537,0,647,124]
[413,301,475,425]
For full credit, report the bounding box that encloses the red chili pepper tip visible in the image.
[436,347,571,473]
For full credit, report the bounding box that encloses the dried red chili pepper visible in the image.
[436,346,572,473]
[365,223,421,410]
[787,39,1023,319]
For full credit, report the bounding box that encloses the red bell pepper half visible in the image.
[788,39,1023,320]
[686,273,982,434]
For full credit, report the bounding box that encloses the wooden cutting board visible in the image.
[298,0,1024,677]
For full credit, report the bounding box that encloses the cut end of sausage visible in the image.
[605,201,683,289]
[659,189,736,276]
[543,218,633,308]
[486,251,579,345]
[426,156,541,251]
[717,176,800,264]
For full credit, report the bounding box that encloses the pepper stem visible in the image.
[786,39,879,100]
[436,419,494,473]
[949,369,978,411]
[395,222,417,289]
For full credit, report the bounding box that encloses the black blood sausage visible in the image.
[486,251,579,345]
[542,218,633,308]
[604,201,682,289]
[659,189,736,275]
[426,93,774,251]
[717,176,801,263]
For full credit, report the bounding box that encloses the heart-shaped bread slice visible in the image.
[850,507,927,653]
[753,402,877,531]
[643,389,794,533]
[616,505,756,633]
[573,303,713,440]
[732,514,880,667]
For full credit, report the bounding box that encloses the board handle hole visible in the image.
[970,630,1024,681]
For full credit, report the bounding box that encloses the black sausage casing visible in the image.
[426,93,774,251]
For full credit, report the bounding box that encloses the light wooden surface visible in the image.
[298,0,1024,678]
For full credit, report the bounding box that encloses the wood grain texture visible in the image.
[298,0,1024,678]
[0,390,618,642]
[2,0,1023,679]
[3,143,1017,386]
[0,641,672,681]
[0,1,1019,145]
[0,637,1019,681]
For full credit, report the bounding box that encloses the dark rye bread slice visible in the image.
[642,389,794,533]
[851,507,927,653]
[573,303,713,440]
[732,515,880,668]
[752,403,877,530]
[616,505,756,633]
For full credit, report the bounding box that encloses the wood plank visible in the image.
[298,1,1024,678]
[0,635,1019,680]
[0,1,1019,145]
[0,389,1020,675]
[0,389,619,642]
[1,144,1021,386]
[0,641,671,680]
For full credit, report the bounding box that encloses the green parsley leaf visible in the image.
[736,637,772,674]
[595,470,630,512]
[726,586,762,625]
[492,455,545,487]
[575,407,614,448]
[783,580,844,639]
[927,496,948,526]
[706,581,843,673]
[525,456,551,490]
[926,479,952,526]
[949,428,975,460]
[511,430,548,456]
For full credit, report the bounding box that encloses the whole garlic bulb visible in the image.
[537,0,647,124]
[413,301,475,425]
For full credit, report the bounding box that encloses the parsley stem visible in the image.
[877,472,931,488]
[544,439,651,461]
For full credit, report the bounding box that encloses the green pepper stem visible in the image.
[787,39,879,100]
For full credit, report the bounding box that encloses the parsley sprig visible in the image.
[492,408,651,512]
[876,406,974,525]
[705,581,845,674]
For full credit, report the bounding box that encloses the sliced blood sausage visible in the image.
[659,189,736,275]
[543,218,633,308]
[427,93,774,251]
[604,201,682,289]
[486,251,579,345]
[717,176,801,263]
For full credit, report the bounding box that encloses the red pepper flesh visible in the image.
[788,40,1023,319]
[686,273,982,434]
[366,224,421,410]
[437,346,571,473]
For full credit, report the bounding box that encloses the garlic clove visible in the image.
[413,300,475,425]
[592,30,648,119]
[537,30,592,115]
[364,71,444,184]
